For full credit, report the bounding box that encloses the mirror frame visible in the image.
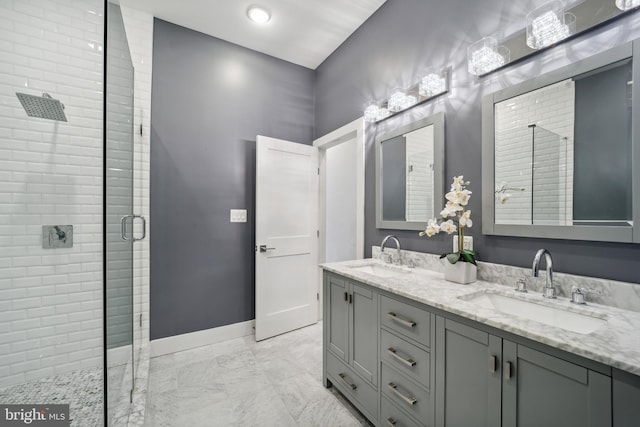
[376,112,445,230]
[482,40,640,243]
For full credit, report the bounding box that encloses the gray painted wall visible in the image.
[382,135,406,221]
[151,19,314,340]
[574,61,632,221]
[314,0,640,284]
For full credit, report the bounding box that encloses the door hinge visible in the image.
[317,167,320,175]
[317,230,319,238]
[139,314,143,327]
[317,292,319,300]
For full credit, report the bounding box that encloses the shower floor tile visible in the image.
[145,322,373,427]
[0,367,103,427]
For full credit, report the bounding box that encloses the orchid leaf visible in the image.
[446,253,460,264]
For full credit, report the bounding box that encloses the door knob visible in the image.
[259,245,275,253]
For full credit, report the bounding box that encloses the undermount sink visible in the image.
[460,291,607,335]
[348,262,411,278]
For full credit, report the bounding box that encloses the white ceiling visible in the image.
[122,0,387,69]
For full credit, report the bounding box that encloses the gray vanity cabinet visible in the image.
[434,317,502,427]
[435,317,612,427]
[502,342,612,427]
[324,272,379,422]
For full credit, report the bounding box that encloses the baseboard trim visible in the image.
[149,320,255,357]
[107,344,132,368]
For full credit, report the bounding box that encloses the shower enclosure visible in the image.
[495,124,571,226]
[0,1,145,425]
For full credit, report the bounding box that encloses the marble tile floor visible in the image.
[144,322,372,427]
[0,367,103,427]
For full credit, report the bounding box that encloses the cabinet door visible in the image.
[351,283,379,386]
[435,317,501,427]
[502,342,612,427]
[327,274,349,362]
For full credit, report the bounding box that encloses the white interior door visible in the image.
[255,135,319,341]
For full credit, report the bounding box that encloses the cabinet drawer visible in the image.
[381,364,431,423]
[381,295,430,346]
[326,351,377,421]
[381,329,430,388]
[381,396,424,427]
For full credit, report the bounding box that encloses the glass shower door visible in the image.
[105,2,136,425]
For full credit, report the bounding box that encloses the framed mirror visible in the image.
[482,41,640,243]
[376,112,445,230]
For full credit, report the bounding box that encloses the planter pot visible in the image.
[443,261,477,284]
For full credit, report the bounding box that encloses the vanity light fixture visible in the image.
[467,37,510,76]
[388,91,416,112]
[526,1,576,49]
[615,0,640,10]
[419,73,447,97]
[364,102,390,122]
[363,69,449,123]
[247,5,271,24]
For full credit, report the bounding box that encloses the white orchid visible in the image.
[440,201,462,218]
[419,219,441,237]
[459,210,472,227]
[451,175,467,191]
[495,181,525,204]
[440,220,457,234]
[420,175,477,265]
[445,189,472,206]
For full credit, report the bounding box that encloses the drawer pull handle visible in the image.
[388,312,416,328]
[388,382,417,406]
[387,347,416,367]
[387,418,397,426]
[338,373,357,390]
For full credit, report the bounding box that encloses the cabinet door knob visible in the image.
[387,418,397,426]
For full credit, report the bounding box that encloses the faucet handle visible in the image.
[570,286,600,305]
[514,277,527,293]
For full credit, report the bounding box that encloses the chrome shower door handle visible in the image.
[132,215,146,241]
[120,215,146,241]
[121,215,133,241]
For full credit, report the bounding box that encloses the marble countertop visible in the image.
[321,259,640,376]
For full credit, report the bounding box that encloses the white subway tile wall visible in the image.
[120,4,152,349]
[0,0,104,387]
[494,80,575,225]
[405,127,434,222]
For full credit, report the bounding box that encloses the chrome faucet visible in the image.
[532,249,556,299]
[381,235,401,264]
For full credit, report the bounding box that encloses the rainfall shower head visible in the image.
[16,92,67,122]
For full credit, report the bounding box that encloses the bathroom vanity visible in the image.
[322,256,640,427]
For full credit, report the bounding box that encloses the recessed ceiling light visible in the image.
[247,5,271,24]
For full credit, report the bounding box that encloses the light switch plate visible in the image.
[230,209,247,223]
[42,225,73,249]
[453,235,473,252]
